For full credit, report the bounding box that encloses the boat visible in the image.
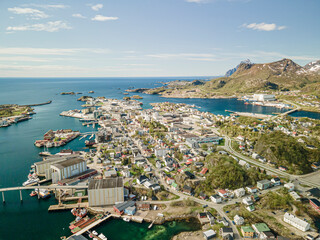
[39,146,51,156]
[98,234,107,240]
[37,189,51,199]
[30,191,37,197]
[69,216,90,230]
[71,208,87,218]
[123,217,130,222]
[85,140,95,147]
[92,230,98,235]
[23,178,39,186]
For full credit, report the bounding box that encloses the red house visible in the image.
[309,198,320,214]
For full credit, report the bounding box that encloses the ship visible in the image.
[85,140,95,147]
[69,216,90,230]
[23,177,39,186]
[71,208,87,218]
[37,189,51,199]
[30,191,37,197]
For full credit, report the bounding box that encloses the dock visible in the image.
[70,214,113,237]
[48,202,88,211]
[225,110,273,119]
[22,100,52,107]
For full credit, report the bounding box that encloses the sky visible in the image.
[0,0,319,77]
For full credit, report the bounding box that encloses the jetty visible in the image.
[22,100,52,107]
[48,202,88,211]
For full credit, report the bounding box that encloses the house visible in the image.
[242,196,253,206]
[251,193,260,202]
[200,167,208,175]
[309,199,320,214]
[246,186,257,193]
[137,175,149,185]
[311,162,320,170]
[220,227,234,238]
[279,166,288,171]
[218,189,228,198]
[261,231,275,239]
[113,200,135,215]
[136,202,150,211]
[241,226,255,238]
[124,206,136,215]
[182,185,193,195]
[203,230,216,240]
[246,205,255,212]
[234,215,244,225]
[271,177,281,186]
[284,182,295,192]
[171,182,179,191]
[199,192,207,200]
[283,213,310,232]
[184,171,195,179]
[257,180,271,190]
[307,188,320,198]
[156,160,162,169]
[210,194,222,203]
[252,223,270,238]
[234,188,246,198]
[289,191,301,201]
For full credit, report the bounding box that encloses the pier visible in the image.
[48,202,89,211]
[225,110,273,119]
[69,214,113,238]
[22,100,52,107]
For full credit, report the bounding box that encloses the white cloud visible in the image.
[242,22,286,31]
[186,0,208,3]
[7,21,72,32]
[8,7,48,19]
[23,4,68,9]
[72,13,86,19]
[91,4,103,11]
[147,53,216,60]
[91,15,118,21]
[0,47,110,56]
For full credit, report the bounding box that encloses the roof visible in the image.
[310,198,320,207]
[241,226,255,233]
[253,223,270,232]
[221,227,233,233]
[114,200,135,212]
[203,230,216,237]
[219,189,227,194]
[51,157,84,169]
[88,177,123,190]
[284,213,309,228]
[307,188,320,198]
[68,235,88,240]
[257,179,271,184]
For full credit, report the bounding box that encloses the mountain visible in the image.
[304,60,320,74]
[225,59,252,77]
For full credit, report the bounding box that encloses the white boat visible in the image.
[123,217,130,222]
[98,233,107,240]
[92,230,98,236]
[23,178,39,186]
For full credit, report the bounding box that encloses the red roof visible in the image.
[218,189,227,194]
[200,168,208,175]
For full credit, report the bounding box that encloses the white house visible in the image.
[271,177,281,186]
[284,183,295,192]
[234,188,246,198]
[210,194,222,203]
[242,196,253,206]
[283,213,310,232]
[234,215,244,225]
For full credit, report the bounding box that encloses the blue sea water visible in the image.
[0,77,319,239]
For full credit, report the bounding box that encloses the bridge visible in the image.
[0,185,88,203]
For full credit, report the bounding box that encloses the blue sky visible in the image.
[0,0,319,77]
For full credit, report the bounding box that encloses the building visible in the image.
[220,227,234,238]
[309,199,320,214]
[283,213,310,232]
[284,183,295,192]
[218,189,228,198]
[252,223,270,238]
[124,206,136,215]
[234,215,244,225]
[50,157,87,183]
[114,200,135,215]
[210,194,222,203]
[253,94,275,102]
[271,177,281,186]
[242,196,253,206]
[289,191,301,201]
[241,226,255,238]
[88,178,124,207]
[203,230,216,240]
[257,180,271,190]
[234,188,246,198]
[136,202,150,211]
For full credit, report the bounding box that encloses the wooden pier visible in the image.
[48,202,88,211]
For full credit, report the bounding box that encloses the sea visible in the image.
[0,77,319,240]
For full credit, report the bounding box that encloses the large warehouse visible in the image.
[88,177,124,207]
[50,157,87,183]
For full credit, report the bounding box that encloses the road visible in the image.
[223,135,320,188]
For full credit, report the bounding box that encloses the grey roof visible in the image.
[68,235,88,240]
[114,200,135,212]
[88,177,123,190]
[51,157,84,169]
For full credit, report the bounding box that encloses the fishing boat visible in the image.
[71,208,87,218]
[30,191,37,197]
[85,140,95,146]
[37,189,51,199]
[98,233,107,240]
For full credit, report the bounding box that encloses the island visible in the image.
[0,104,35,127]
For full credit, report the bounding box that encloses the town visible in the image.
[6,96,320,240]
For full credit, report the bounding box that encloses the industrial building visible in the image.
[283,213,310,232]
[257,180,271,190]
[88,177,124,207]
[253,94,276,102]
[50,157,87,183]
